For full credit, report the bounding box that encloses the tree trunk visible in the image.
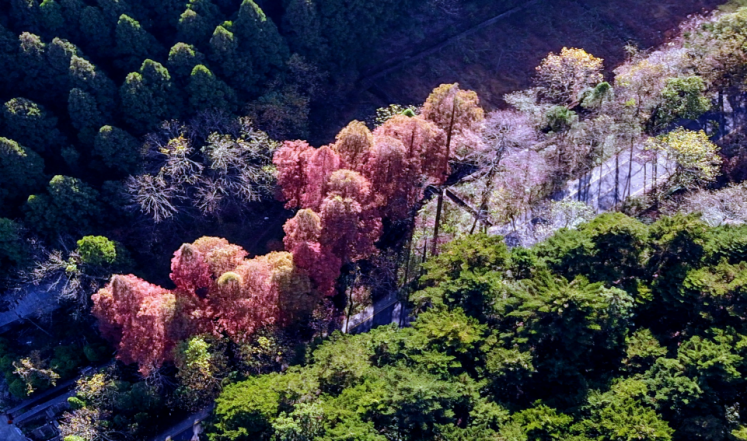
[614,153,620,206]
[432,189,445,256]
[626,141,634,199]
[719,90,725,138]
[597,161,603,212]
[344,267,358,333]
[653,150,659,209]
[444,99,458,179]
[419,238,428,283]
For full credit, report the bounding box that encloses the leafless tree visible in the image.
[126,116,277,223]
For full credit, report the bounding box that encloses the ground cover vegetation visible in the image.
[3,1,747,440]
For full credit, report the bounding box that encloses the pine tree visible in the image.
[0,24,19,96]
[68,88,106,145]
[281,0,327,65]
[79,6,114,58]
[233,0,289,84]
[167,43,206,81]
[39,0,65,37]
[93,125,142,173]
[10,0,41,34]
[17,32,53,97]
[187,64,236,114]
[68,55,117,117]
[120,60,179,133]
[24,175,103,238]
[176,0,222,48]
[0,138,46,210]
[208,23,256,96]
[1,97,65,154]
[114,14,161,72]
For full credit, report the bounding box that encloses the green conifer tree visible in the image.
[209,23,255,94]
[79,6,114,58]
[1,98,65,154]
[68,88,106,145]
[120,60,179,133]
[167,42,205,81]
[93,125,142,173]
[114,14,161,72]
[177,0,222,47]
[232,0,288,91]
[68,55,117,117]
[282,0,327,65]
[0,24,19,96]
[187,64,236,114]
[0,138,46,210]
[39,0,65,37]
[24,175,102,238]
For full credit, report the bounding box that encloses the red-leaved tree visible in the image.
[273,140,313,209]
[284,209,342,296]
[91,275,180,375]
[320,195,382,264]
[92,237,321,374]
[374,114,447,185]
[363,135,415,220]
[302,146,341,211]
[333,120,374,172]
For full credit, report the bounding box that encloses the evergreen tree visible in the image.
[68,55,117,117]
[78,6,114,58]
[0,138,46,210]
[114,14,161,72]
[120,60,179,133]
[282,0,327,65]
[187,64,236,114]
[0,24,19,96]
[232,0,288,92]
[167,42,205,81]
[24,175,103,238]
[208,23,255,96]
[1,98,65,154]
[10,0,41,34]
[17,32,52,97]
[98,0,132,27]
[39,0,65,37]
[68,88,106,145]
[0,218,27,269]
[176,0,222,48]
[93,125,142,173]
[139,0,184,29]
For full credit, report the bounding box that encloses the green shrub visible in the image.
[67,396,85,410]
[8,379,27,398]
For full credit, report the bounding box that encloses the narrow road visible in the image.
[491,146,674,247]
[0,283,60,333]
[557,147,671,211]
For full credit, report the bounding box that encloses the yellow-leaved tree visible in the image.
[536,47,604,105]
[647,128,722,191]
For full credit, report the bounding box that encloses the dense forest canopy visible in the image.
[3,1,747,441]
[206,214,747,441]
